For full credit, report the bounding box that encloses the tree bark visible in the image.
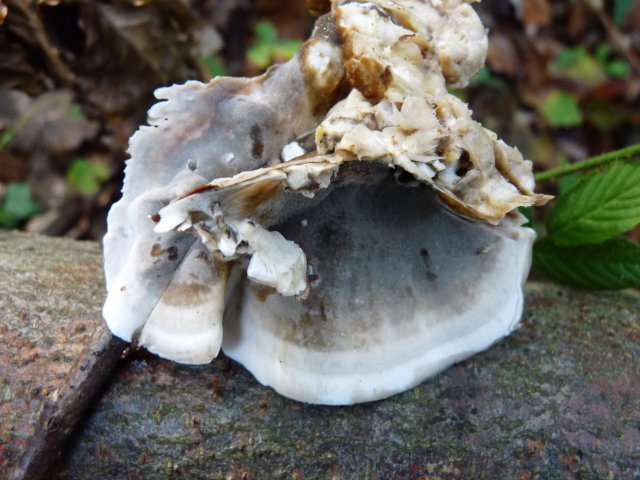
[1,231,639,479]
[8,327,126,480]
[0,231,110,477]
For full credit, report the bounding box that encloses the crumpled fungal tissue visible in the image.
[103,0,550,405]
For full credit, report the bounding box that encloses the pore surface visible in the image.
[222,169,533,404]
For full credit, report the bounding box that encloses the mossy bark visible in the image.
[1,231,639,479]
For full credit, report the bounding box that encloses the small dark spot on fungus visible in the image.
[317,222,348,249]
[419,248,437,281]
[252,284,277,302]
[211,376,227,396]
[250,124,264,159]
[150,243,179,260]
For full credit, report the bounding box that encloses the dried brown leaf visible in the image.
[522,0,551,27]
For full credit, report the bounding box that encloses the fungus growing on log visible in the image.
[103,0,550,405]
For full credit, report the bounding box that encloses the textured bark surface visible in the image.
[8,326,126,480]
[1,231,639,479]
[0,231,106,477]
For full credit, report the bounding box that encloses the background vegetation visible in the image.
[0,0,639,287]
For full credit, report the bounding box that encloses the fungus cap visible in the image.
[103,0,550,404]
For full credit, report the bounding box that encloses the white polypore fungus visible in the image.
[103,0,550,404]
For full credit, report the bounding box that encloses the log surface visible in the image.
[0,231,106,477]
[1,231,639,479]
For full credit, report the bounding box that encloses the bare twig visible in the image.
[5,0,75,85]
[591,3,640,76]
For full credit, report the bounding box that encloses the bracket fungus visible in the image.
[103,0,550,405]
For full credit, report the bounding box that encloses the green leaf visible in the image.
[67,104,86,122]
[247,43,273,69]
[537,91,583,128]
[594,43,611,64]
[254,21,279,43]
[470,67,508,90]
[518,206,537,231]
[605,59,629,78]
[546,162,640,245]
[557,155,580,194]
[0,183,41,229]
[247,21,301,69]
[550,47,607,87]
[273,39,303,60]
[66,157,109,195]
[594,42,630,78]
[0,128,16,151]
[534,237,640,290]
[447,89,467,102]
[199,54,227,79]
[614,0,635,25]
[553,47,587,70]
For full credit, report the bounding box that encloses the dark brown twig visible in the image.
[5,0,75,86]
[9,324,127,480]
[592,4,640,76]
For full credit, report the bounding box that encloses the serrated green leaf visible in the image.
[546,162,640,246]
[537,91,583,128]
[534,237,640,290]
[557,155,580,194]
